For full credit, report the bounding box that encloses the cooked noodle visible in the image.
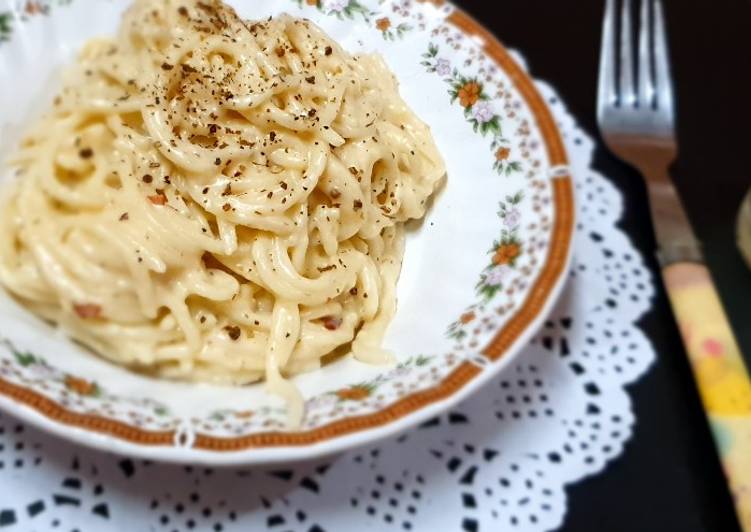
[0,0,445,424]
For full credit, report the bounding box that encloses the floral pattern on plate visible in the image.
[422,43,522,176]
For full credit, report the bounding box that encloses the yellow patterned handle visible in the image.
[664,262,751,530]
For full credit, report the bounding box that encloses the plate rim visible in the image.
[0,3,575,464]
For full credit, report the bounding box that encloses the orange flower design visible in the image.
[24,1,45,15]
[376,17,391,32]
[460,311,476,324]
[64,375,97,396]
[458,82,481,108]
[336,386,371,401]
[306,0,318,5]
[492,243,521,265]
[495,147,510,161]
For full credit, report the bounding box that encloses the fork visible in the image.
[598,0,751,528]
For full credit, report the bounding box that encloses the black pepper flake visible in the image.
[353,199,363,210]
[269,131,276,141]
[305,76,315,84]
[349,287,358,296]
[202,187,209,194]
[330,188,341,199]
[222,183,232,196]
[79,148,93,159]
[325,46,332,56]
[181,63,198,74]
[280,181,288,190]
[266,191,273,199]
[161,63,174,71]
[224,325,241,340]
[275,46,285,57]
[200,316,206,324]
[149,162,160,168]
[348,166,358,175]
[214,157,221,166]
[119,212,129,221]
[163,175,171,184]
[308,108,316,118]
[222,203,231,211]
[142,174,153,183]
[178,6,188,16]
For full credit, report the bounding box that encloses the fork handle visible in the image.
[663,262,751,528]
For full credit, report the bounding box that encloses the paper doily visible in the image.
[0,53,655,532]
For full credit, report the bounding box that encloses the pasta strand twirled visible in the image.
[0,0,445,424]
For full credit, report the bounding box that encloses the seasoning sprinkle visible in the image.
[73,303,102,319]
[224,325,241,340]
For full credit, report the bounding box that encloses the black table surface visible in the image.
[452,1,751,531]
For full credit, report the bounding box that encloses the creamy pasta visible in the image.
[0,0,445,424]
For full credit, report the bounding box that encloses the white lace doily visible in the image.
[0,53,655,532]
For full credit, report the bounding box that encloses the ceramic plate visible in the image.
[0,0,574,464]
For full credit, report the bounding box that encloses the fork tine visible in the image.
[637,0,653,106]
[653,0,673,112]
[619,0,635,106]
[597,0,617,111]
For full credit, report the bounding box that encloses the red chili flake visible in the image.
[323,316,342,331]
[222,203,231,211]
[73,303,102,319]
[148,193,167,205]
[224,325,241,340]
[275,46,285,57]
[119,212,129,221]
[142,174,153,183]
[178,6,188,16]
[161,63,174,71]
[78,148,93,159]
